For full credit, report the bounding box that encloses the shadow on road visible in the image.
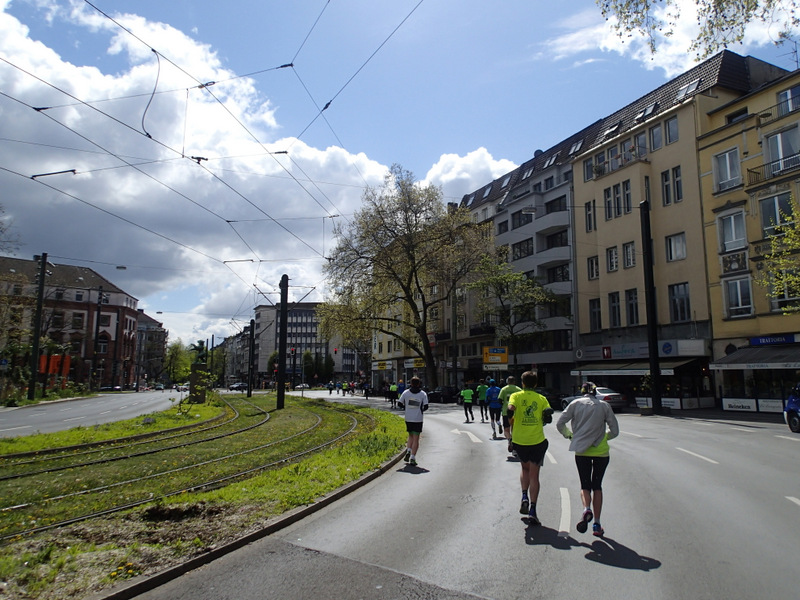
[579,536,662,571]
[397,464,429,474]
[523,525,573,550]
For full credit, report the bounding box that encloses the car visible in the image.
[175,384,189,392]
[784,384,800,433]
[427,386,458,403]
[228,382,247,391]
[560,387,627,412]
[99,385,122,392]
[294,383,310,390]
[533,388,566,410]
[154,383,164,390]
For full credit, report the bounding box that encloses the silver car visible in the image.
[560,387,627,412]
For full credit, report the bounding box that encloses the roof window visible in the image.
[676,79,700,101]
[635,102,657,121]
[569,140,583,155]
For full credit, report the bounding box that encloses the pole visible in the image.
[27,253,47,401]
[276,274,288,409]
[451,286,458,389]
[640,189,663,414]
[247,320,255,397]
[93,286,103,390]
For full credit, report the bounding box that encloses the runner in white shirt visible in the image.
[398,376,429,466]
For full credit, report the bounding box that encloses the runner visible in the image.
[486,379,503,439]
[508,371,554,526]
[460,386,475,423]
[499,376,521,453]
[476,379,489,423]
[556,381,619,537]
[397,376,429,467]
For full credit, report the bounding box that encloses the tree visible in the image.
[467,254,555,376]
[597,0,800,58]
[164,340,191,384]
[320,164,493,388]
[756,198,800,313]
[0,203,19,254]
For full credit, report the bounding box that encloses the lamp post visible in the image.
[27,253,48,400]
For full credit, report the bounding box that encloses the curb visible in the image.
[88,449,407,600]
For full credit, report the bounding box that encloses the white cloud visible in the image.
[424,148,517,202]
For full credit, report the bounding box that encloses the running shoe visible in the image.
[576,509,593,533]
[409,458,418,466]
[404,449,410,462]
[527,512,541,526]
[507,440,514,453]
[519,498,530,515]
[498,425,503,434]
[592,523,604,537]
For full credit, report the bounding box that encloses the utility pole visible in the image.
[247,320,255,398]
[640,187,663,414]
[92,286,103,390]
[276,274,288,409]
[27,253,48,401]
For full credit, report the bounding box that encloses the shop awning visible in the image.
[570,359,695,377]
[710,345,800,370]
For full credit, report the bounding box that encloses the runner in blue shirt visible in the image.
[486,379,503,439]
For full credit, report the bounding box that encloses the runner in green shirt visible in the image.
[499,376,522,454]
[508,371,554,526]
[460,386,475,423]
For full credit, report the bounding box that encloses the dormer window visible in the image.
[602,122,621,139]
[501,175,512,188]
[522,167,534,179]
[635,102,657,121]
[543,153,558,168]
[569,140,583,155]
[483,185,492,198]
[676,79,700,101]
[467,193,476,206]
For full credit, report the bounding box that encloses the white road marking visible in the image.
[676,447,719,464]
[776,435,800,442]
[558,487,571,537]
[0,426,32,433]
[728,427,752,432]
[622,430,642,438]
[786,496,800,507]
[450,429,483,443]
[693,422,716,427]
[546,451,557,465]
[64,416,86,422]
[100,411,112,415]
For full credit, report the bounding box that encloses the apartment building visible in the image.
[699,68,800,411]
[0,255,140,390]
[571,50,787,409]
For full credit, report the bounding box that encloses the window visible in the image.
[668,282,691,322]
[634,131,647,157]
[606,246,619,272]
[623,241,636,268]
[72,313,84,328]
[778,84,800,116]
[583,158,594,181]
[589,299,602,332]
[543,154,558,168]
[533,182,542,192]
[623,180,632,213]
[625,288,639,326]
[715,148,741,191]
[522,167,534,179]
[546,230,569,249]
[482,185,492,198]
[666,233,687,261]
[512,238,534,260]
[497,220,508,235]
[621,138,633,162]
[544,176,554,190]
[99,314,111,326]
[766,127,800,175]
[676,79,699,100]
[719,211,746,251]
[608,292,621,328]
[636,102,657,121]
[545,196,567,213]
[594,151,606,176]
[650,124,662,151]
[662,166,682,205]
[725,278,752,317]
[547,264,570,283]
[760,192,794,237]
[98,339,108,354]
[770,269,800,310]
[604,188,613,220]
[52,311,64,328]
[665,116,679,144]
[55,289,64,300]
[585,200,597,232]
[569,140,583,154]
[511,210,533,229]
[588,256,600,280]
[12,284,22,296]
[501,175,512,188]
[613,183,622,217]
[608,146,620,171]
[726,108,748,124]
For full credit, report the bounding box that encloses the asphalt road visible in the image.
[0,389,181,437]
[126,391,799,600]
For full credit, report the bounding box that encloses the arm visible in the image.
[605,404,620,440]
[556,404,573,439]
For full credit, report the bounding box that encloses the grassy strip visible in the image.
[0,402,406,600]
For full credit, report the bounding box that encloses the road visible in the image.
[128,391,799,600]
[0,389,180,437]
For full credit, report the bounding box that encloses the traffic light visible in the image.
[290,347,296,356]
[333,347,337,354]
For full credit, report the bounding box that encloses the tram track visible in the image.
[0,400,368,542]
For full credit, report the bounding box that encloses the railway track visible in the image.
[0,397,370,542]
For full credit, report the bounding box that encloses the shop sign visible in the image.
[403,358,426,368]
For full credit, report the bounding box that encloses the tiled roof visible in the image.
[0,255,129,295]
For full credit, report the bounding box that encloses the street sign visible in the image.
[482,347,508,364]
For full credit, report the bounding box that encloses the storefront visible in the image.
[710,339,800,413]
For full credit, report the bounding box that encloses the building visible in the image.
[698,67,800,411]
[135,309,167,389]
[0,255,139,390]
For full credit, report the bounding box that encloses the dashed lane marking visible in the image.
[558,487,571,537]
[622,431,642,438]
[776,435,800,442]
[786,496,800,507]
[676,447,719,464]
[546,451,557,465]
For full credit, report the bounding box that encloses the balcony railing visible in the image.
[469,324,495,337]
[757,97,800,126]
[747,152,800,186]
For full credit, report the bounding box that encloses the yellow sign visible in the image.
[482,346,508,364]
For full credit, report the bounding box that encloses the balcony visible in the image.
[747,152,800,186]
[757,98,800,127]
[469,324,495,337]
[434,331,451,342]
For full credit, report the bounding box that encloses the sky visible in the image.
[1,0,798,347]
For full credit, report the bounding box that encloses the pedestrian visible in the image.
[476,378,488,423]
[499,376,521,453]
[556,381,619,537]
[486,379,503,439]
[397,376,429,466]
[460,386,475,422]
[388,381,398,408]
[507,371,554,526]
[328,380,334,395]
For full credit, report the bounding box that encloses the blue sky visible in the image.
[1,0,798,345]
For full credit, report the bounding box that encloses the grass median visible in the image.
[0,392,406,600]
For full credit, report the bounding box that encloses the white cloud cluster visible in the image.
[424,148,518,202]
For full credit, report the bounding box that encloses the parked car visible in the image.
[784,384,800,433]
[534,388,566,410]
[228,382,247,391]
[154,383,164,390]
[560,387,627,412]
[175,384,189,392]
[99,385,122,392]
[295,383,310,390]
[427,386,459,403]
